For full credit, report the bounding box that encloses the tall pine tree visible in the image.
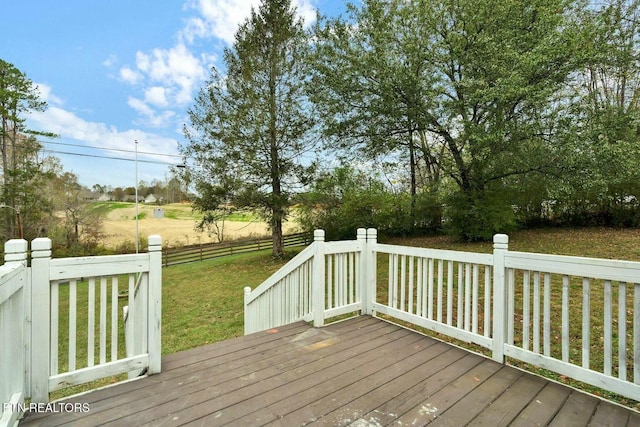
[183,0,317,257]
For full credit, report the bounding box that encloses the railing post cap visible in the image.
[314,229,325,241]
[31,237,52,251]
[366,228,377,241]
[493,233,509,248]
[4,239,27,262]
[4,238,27,254]
[357,228,366,239]
[244,286,251,294]
[148,235,162,249]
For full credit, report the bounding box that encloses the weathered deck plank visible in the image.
[19,316,639,426]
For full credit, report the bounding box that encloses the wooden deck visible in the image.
[20,316,640,426]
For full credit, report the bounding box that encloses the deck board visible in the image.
[19,316,639,426]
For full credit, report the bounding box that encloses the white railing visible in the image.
[245,229,640,402]
[0,240,28,427]
[371,244,494,351]
[244,244,315,334]
[0,235,162,425]
[503,249,640,401]
[244,229,374,334]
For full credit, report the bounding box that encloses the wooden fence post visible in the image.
[492,234,509,363]
[30,238,51,403]
[147,235,162,375]
[312,230,326,327]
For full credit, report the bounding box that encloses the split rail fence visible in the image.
[163,232,310,266]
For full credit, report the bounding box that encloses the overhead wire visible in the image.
[40,148,182,166]
[21,138,190,167]
[38,139,184,158]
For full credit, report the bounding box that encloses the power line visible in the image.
[38,139,184,158]
[41,149,184,166]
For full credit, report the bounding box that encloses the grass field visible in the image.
[49,227,640,407]
[91,202,296,248]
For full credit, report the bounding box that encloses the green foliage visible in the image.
[445,187,517,242]
[298,166,442,240]
[310,0,594,241]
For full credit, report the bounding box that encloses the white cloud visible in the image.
[119,66,143,85]
[29,106,179,162]
[35,83,64,107]
[145,86,169,108]
[182,0,318,45]
[140,43,207,104]
[121,43,210,117]
[128,97,176,128]
[103,54,118,67]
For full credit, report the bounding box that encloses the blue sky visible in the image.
[1,1,352,189]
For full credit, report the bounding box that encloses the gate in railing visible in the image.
[0,236,162,426]
[245,228,640,403]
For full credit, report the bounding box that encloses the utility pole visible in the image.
[0,204,23,239]
[135,139,139,254]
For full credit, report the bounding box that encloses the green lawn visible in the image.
[162,249,298,353]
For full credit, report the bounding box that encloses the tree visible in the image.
[0,59,56,240]
[51,172,104,250]
[561,0,640,226]
[310,1,442,223]
[313,0,590,240]
[183,0,317,257]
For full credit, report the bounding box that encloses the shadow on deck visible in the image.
[20,316,640,426]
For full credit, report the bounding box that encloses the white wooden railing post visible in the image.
[147,235,162,375]
[312,229,326,327]
[492,234,509,363]
[357,228,367,315]
[0,239,28,427]
[30,237,51,403]
[361,228,377,316]
[243,286,252,335]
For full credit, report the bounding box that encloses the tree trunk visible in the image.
[408,125,416,227]
[268,29,284,258]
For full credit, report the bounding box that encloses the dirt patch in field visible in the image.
[100,204,299,248]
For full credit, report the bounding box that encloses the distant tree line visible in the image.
[91,178,187,204]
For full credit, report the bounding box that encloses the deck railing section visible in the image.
[244,244,315,334]
[247,229,640,402]
[30,236,162,401]
[371,244,494,351]
[0,235,163,416]
[0,240,28,427]
[503,249,640,401]
[244,229,373,334]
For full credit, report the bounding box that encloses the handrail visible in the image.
[244,243,316,305]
